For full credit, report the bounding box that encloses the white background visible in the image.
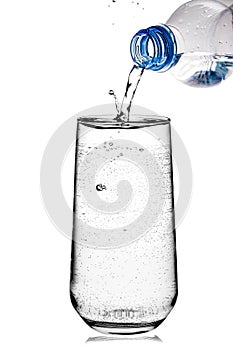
[1,0,233,349]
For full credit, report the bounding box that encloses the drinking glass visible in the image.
[70,110,178,335]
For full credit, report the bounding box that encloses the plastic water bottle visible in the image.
[130,0,233,86]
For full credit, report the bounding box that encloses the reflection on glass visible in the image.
[86,335,162,343]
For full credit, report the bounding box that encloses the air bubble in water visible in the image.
[96,184,107,191]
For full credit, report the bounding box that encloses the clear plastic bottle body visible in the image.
[167,0,233,86]
[130,0,233,86]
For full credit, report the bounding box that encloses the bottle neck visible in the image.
[130,24,179,72]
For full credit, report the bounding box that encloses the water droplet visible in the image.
[109,142,113,146]
[109,89,120,114]
[219,40,223,44]
[96,184,107,191]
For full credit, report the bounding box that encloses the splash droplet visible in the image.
[109,89,120,114]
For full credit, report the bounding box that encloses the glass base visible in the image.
[84,318,166,335]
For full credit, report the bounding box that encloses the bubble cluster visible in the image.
[96,184,107,191]
[73,127,173,248]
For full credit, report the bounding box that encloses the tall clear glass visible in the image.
[70,112,178,335]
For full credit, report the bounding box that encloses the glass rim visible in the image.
[77,114,170,129]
